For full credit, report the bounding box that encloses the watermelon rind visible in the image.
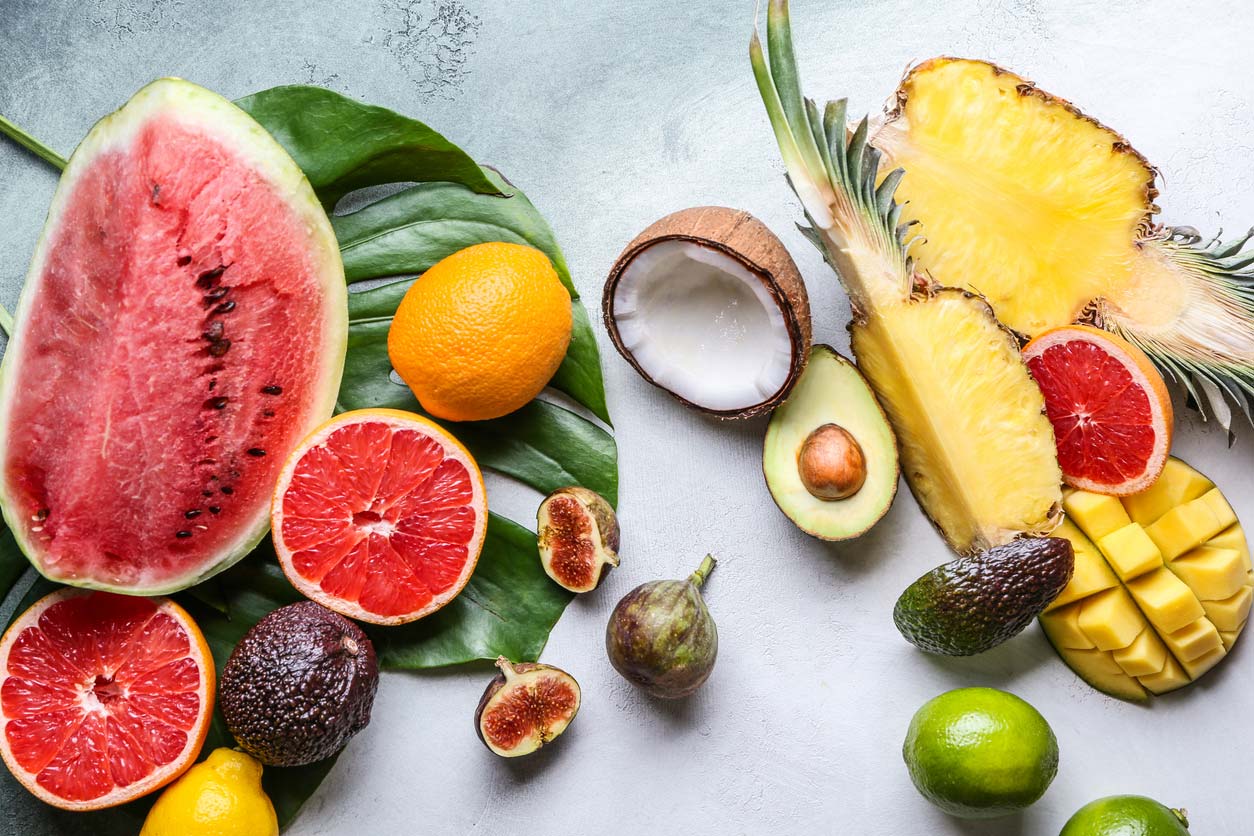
[0,78,347,595]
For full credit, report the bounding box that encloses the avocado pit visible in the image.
[798,423,866,500]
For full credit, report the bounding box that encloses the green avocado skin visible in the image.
[894,537,1074,656]
[1060,795,1190,835]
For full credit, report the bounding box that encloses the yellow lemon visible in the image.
[387,242,573,422]
[141,748,278,836]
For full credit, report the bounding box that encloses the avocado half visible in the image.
[763,345,899,540]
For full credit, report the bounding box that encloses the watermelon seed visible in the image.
[206,397,229,410]
[262,385,282,395]
[151,184,161,205]
[202,490,214,498]
[214,301,237,314]
[185,510,202,519]
[177,255,192,267]
[32,508,48,522]
[176,530,192,539]
[208,380,216,391]
[202,322,224,342]
[247,448,266,457]
[196,266,226,289]
[204,286,229,302]
[209,506,221,514]
[208,339,231,357]
[262,410,275,418]
[221,486,234,495]
[195,525,208,531]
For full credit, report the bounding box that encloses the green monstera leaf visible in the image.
[0,85,615,832]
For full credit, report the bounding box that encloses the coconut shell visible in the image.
[602,206,812,419]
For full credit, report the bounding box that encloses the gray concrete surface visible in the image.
[2,0,1254,833]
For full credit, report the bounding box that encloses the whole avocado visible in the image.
[606,555,718,699]
[220,601,379,767]
[894,536,1074,656]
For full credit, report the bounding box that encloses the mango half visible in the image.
[1040,458,1251,701]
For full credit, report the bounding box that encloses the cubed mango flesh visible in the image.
[1122,457,1213,526]
[1078,587,1147,651]
[1138,654,1190,696]
[1181,644,1227,680]
[1146,499,1224,561]
[1097,523,1163,581]
[1126,568,1206,634]
[1161,618,1223,662]
[1199,488,1239,532]
[1111,628,1168,677]
[1039,602,1096,650]
[1170,546,1247,602]
[1200,585,1254,632]
[1045,519,1121,611]
[1056,646,1148,702]
[1065,491,1132,540]
[1208,525,1251,573]
[1220,630,1240,651]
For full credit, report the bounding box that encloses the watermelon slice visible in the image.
[0,79,347,594]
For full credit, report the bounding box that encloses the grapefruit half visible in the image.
[272,408,488,625]
[1023,324,1173,495]
[0,589,214,810]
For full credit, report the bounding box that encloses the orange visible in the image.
[388,242,573,422]
[272,408,488,625]
[1024,324,1173,495]
[0,589,215,810]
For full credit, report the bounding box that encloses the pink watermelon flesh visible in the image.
[2,98,343,593]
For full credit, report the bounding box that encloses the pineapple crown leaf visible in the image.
[750,0,910,282]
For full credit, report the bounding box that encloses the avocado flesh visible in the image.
[894,537,1075,655]
[763,345,898,540]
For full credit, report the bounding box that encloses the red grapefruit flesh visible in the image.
[272,408,488,625]
[1023,325,1173,495]
[0,589,214,810]
[0,79,346,594]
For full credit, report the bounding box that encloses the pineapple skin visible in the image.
[851,289,1063,553]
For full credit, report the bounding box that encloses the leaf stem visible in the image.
[689,554,717,588]
[0,113,66,171]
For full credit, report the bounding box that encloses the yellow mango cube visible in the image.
[1045,520,1120,611]
[1220,630,1240,651]
[1170,546,1247,602]
[1077,587,1145,651]
[1138,655,1190,695]
[1209,525,1252,573]
[1181,644,1226,680]
[1065,491,1132,540]
[1146,499,1223,561]
[1111,628,1168,677]
[1127,568,1206,634]
[1058,647,1148,702]
[1199,488,1239,531]
[1097,523,1163,581]
[1039,602,1095,650]
[1122,458,1213,526]
[1200,585,1254,632]
[1161,618,1222,662]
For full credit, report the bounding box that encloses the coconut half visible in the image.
[603,207,811,418]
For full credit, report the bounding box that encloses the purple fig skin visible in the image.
[474,657,581,757]
[605,555,718,699]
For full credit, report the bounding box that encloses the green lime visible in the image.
[1060,795,1189,835]
[902,686,1058,819]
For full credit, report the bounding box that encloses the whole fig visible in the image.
[606,555,718,699]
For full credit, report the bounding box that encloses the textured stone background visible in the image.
[2,0,1254,833]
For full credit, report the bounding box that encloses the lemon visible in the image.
[387,242,573,422]
[903,687,1059,819]
[141,748,278,836]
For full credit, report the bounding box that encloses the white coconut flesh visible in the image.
[611,239,795,412]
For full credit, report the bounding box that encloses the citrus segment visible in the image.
[0,590,213,810]
[272,408,487,625]
[1024,324,1172,495]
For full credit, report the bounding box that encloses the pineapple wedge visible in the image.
[751,2,1061,553]
[871,57,1254,429]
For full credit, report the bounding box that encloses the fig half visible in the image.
[537,486,620,592]
[474,657,581,758]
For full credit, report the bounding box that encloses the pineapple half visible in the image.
[750,1,1061,554]
[872,57,1254,430]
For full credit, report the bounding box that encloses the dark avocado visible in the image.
[894,537,1074,656]
[220,601,379,766]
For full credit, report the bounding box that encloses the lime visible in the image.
[1060,795,1190,835]
[903,686,1058,819]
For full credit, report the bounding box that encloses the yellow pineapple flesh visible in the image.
[852,291,1061,552]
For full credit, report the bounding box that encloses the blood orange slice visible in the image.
[0,589,214,810]
[1024,324,1173,495]
[272,408,488,625]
